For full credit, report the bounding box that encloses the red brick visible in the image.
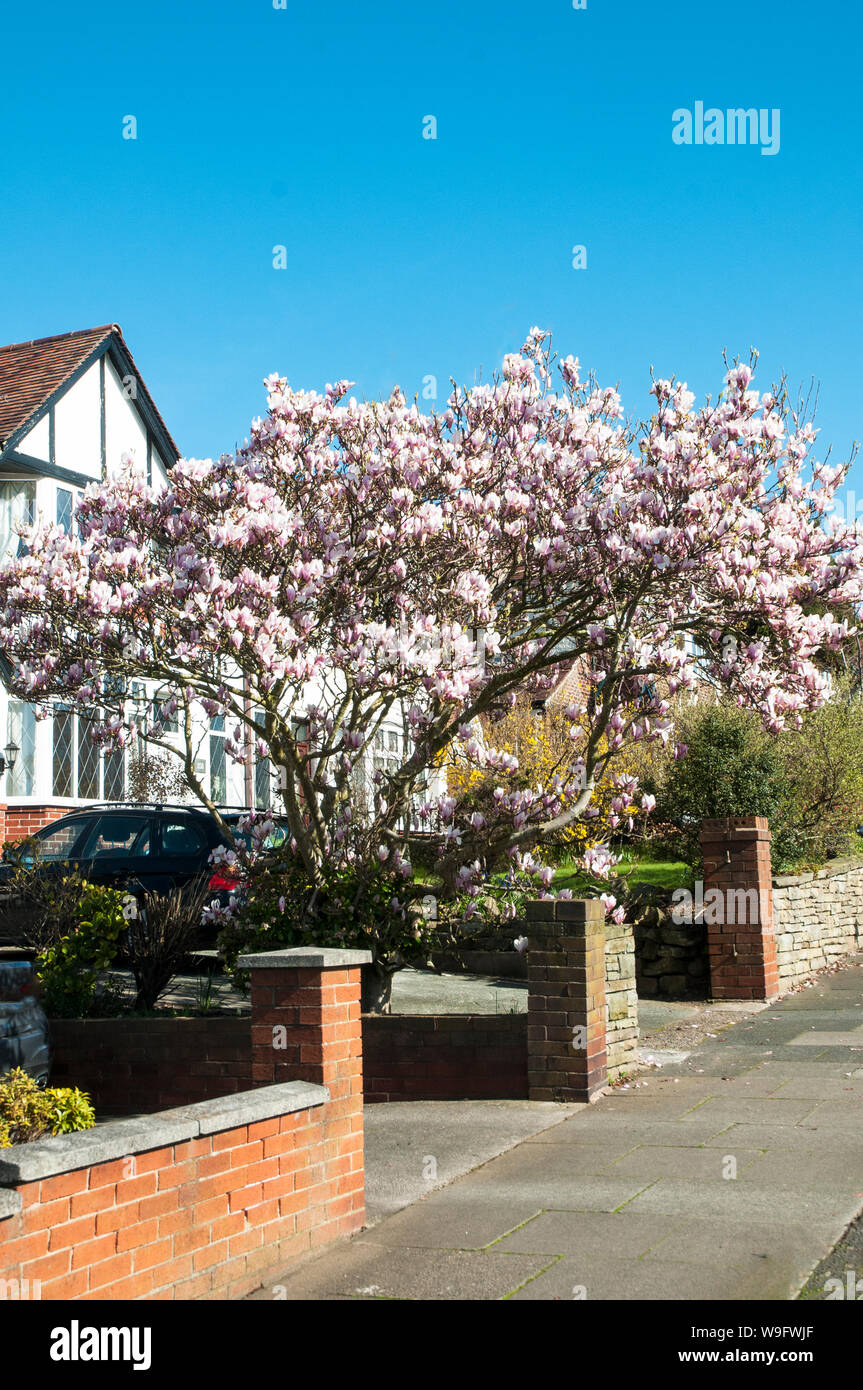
[72,1233,117,1268]
[116,1219,159,1253]
[39,1267,90,1301]
[39,1170,88,1202]
[85,1250,134,1291]
[95,1202,139,1237]
[132,1237,174,1272]
[22,1197,71,1232]
[48,1214,97,1250]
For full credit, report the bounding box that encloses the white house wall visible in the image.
[105,357,148,478]
[17,414,49,463]
[54,361,101,477]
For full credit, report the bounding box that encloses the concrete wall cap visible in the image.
[0,1188,22,1219]
[0,1080,329,1185]
[237,947,372,968]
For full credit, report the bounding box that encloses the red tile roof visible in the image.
[0,324,180,460]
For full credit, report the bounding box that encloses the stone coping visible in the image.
[0,1079,328,1185]
[773,856,863,888]
[0,1189,22,1220]
[237,947,372,968]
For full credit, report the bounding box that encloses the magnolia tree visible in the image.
[0,329,860,1006]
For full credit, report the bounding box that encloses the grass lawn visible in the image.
[553,847,693,895]
[413,844,693,897]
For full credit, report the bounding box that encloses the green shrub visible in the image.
[652,703,787,869]
[0,1067,95,1147]
[649,684,863,873]
[36,881,127,1018]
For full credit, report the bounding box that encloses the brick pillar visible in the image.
[699,816,778,1001]
[526,898,607,1103]
[239,945,371,1234]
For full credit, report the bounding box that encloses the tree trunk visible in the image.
[361,959,394,1014]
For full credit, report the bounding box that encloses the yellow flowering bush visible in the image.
[443,696,626,864]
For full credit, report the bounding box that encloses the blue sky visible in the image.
[2,0,861,506]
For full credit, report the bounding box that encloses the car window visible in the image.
[224,821,288,852]
[78,815,152,860]
[32,820,88,860]
[160,821,207,856]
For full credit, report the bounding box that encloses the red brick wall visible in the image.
[3,806,67,842]
[49,1019,252,1114]
[48,1014,529,1112]
[362,1014,527,1102]
[700,816,779,1001]
[0,1096,363,1301]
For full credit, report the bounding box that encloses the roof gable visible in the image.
[0,324,180,465]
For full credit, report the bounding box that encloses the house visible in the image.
[0,324,264,842]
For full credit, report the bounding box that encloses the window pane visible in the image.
[56,488,74,532]
[253,711,271,808]
[210,734,226,804]
[53,707,74,797]
[153,690,178,734]
[103,748,125,801]
[7,701,35,796]
[79,815,152,860]
[77,714,101,800]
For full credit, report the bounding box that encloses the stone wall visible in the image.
[772,856,863,988]
[604,913,639,1074]
[633,898,709,999]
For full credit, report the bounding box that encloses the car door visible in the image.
[155,816,212,894]
[73,812,161,897]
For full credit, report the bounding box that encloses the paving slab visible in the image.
[448,1170,658,1213]
[792,1099,863,1131]
[643,1215,838,1278]
[519,1114,733,1147]
[696,1122,863,1152]
[493,1210,691,1259]
[247,1241,556,1301]
[603,1144,764,1180]
[506,1255,765,1301]
[670,1096,821,1126]
[764,1076,863,1100]
[363,1098,583,1223]
[355,1192,548,1250]
[737,1148,863,1188]
[621,1177,859,1231]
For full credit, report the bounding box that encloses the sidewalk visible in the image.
[248,955,863,1301]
